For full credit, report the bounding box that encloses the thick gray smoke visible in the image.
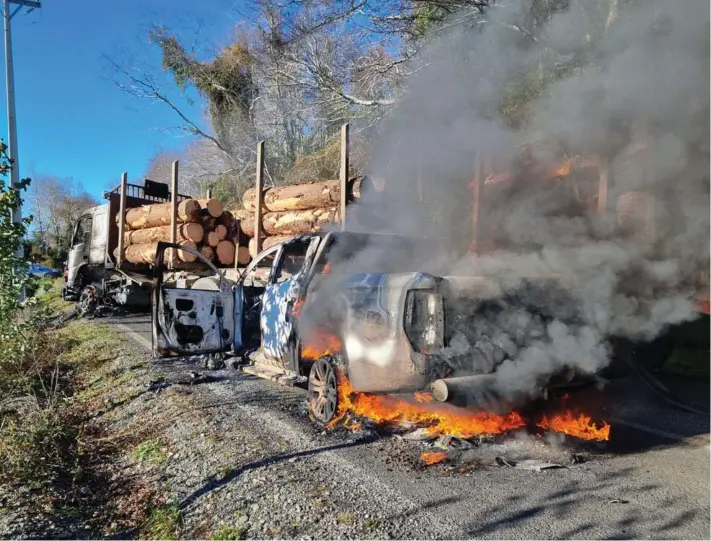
[340,0,709,406]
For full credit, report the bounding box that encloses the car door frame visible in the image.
[151,241,236,357]
[259,235,322,369]
[232,242,283,354]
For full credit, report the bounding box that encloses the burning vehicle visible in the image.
[151,223,668,431]
[151,123,708,439]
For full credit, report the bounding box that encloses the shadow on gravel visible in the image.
[462,466,705,539]
[178,437,377,511]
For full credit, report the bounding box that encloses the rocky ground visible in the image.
[1,315,709,539]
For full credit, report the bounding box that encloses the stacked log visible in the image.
[240,207,339,237]
[231,177,376,264]
[241,177,372,212]
[120,199,201,229]
[116,197,238,267]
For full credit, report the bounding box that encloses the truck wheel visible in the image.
[78,285,98,315]
[308,358,339,425]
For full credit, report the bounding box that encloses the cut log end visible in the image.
[216,240,236,266]
[214,224,227,241]
[204,231,221,248]
[198,198,224,218]
[237,246,251,266]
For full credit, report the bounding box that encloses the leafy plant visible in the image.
[0,137,42,397]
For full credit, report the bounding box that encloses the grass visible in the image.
[33,277,67,313]
[210,521,249,540]
[132,439,168,465]
[337,512,355,525]
[140,503,182,540]
[0,310,147,533]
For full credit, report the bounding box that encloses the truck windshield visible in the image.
[319,232,442,274]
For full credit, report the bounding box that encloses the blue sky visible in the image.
[0,0,237,205]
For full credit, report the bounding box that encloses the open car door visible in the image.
[152,242,236,357]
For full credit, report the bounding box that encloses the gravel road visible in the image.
[109,314,709,540]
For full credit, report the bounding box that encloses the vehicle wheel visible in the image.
[308,358,339,425]
[78,285,98,315]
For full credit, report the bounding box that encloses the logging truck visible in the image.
[62,177,197,311]
[61,177,366,312]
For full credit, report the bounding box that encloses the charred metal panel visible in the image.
[89,205,109,265]
[156,288,235,353]
[319,272,441,394]
[152,242,237,356]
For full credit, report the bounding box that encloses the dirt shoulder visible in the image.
[1,317,434,540]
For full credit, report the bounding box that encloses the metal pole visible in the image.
[4,0,20,228]
[339,123,349,230]
[117,172,127,268]
[254,141,265,254]
[170,161,179,269]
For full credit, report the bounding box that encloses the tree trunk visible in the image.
[241,207,339,237]
[216,240,235,266]
[121,199,200,230]
[123,222,203,245]
[248,235,292,258]
[113,240,198,265]
[242,177,373,212]
[199,245,215,261]
[197,198,223,218]
[232,208,251,221]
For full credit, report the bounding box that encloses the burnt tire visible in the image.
[78,285,98,315]
[308,358,338,425]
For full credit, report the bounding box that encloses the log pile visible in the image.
[116,197,239,268]
[233,177,373,262]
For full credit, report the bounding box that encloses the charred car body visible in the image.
[152,231,600,423]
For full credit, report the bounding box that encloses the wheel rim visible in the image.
[308,359,338,424]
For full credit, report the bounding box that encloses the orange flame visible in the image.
[301,330,341,361]
[329,371,526,438]
[414,392,433,403]
[322,262,332,274]
[293,298,305,319]
[537,411,611,441]
[420,451,448,466]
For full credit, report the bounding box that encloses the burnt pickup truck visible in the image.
[152,231,603,423]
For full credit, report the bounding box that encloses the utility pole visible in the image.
[4,0,40,228]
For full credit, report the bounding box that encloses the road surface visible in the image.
[109,314,710,539]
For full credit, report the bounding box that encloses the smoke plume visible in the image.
[338,0,709,406]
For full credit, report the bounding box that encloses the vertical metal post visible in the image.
[4,0,20,232]
[116,172,128,267]
[469,153,482,255]
[206,187,212,199]
[597,157,609,216]
[170,161,179,269]
[254,141,265,254]
[339,123,349,230]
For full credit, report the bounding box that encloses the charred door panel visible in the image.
[151,241,237,356]
[155,288,235,354]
